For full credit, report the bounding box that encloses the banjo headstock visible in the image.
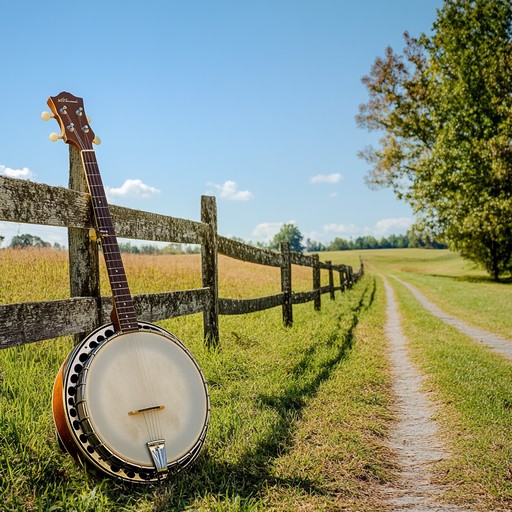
[43,92,100,150]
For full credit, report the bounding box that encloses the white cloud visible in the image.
[252,220,296,242]
[310,173,342,184]
[252,222,283,242]
[0,164,35,180]
[322,217,412,239]
[374,217,412,236]
[106,179,160,199]
[323,223,360,235]
[208,180,253,201]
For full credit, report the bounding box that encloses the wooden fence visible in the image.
[0,146,363,349]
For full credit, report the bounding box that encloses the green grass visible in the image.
[389,278,512,510]
[2,247,512,510]
[0,259,396,511]
[339,248,512,338]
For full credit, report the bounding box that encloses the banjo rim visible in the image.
[52,321,210,483]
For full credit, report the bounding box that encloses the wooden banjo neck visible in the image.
[46,91,137,333]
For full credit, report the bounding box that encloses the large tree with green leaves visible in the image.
[271,223,305,253]
[357,0,512,279]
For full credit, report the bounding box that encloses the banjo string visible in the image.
[73,127,164,450]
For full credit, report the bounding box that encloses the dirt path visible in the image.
[382,277,472,512]
[390,276,512,361]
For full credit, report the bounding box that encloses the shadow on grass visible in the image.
[35,277,377,511]
[134,277,377,510]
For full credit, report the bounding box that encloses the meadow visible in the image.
[0,248,511,511]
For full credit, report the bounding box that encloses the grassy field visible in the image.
[350,248,512,510]
[1,247,511,510]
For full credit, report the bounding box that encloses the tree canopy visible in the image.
[357,0,512,279]
[10,233,52,249]
[270,223,305,253]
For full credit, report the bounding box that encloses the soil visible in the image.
[382,277,474,512]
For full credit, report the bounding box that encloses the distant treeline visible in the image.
[0,231,447,254]
[304,233,447,252]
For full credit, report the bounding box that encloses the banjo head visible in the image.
[54,322,209,483]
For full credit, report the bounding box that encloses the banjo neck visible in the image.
[81,150,138,333]
[46,92,138,333]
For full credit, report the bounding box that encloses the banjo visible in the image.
[46,91,210,483]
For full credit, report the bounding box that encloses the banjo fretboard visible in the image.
[81,150,139,333]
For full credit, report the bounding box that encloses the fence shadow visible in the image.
[108,277,376,510]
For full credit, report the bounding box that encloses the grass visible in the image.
[0,248,392,511]
[2,247,512,510]
[389,278,512,510]
[344,248,512,338]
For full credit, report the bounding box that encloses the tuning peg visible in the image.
[41,111,54,121]
[49,132,63,142]
[87,115,91,123]
[93,136,101,145]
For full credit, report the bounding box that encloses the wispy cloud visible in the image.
[322,217,412,238]
[252,220,296,242]
[208,180,253,201]
[323,223,360,235]
[252,222,282,242]
[106,179,160,199]
[310,173,342,184]
[374,217,412,236]
[0,164,35,180]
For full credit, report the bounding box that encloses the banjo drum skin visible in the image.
[46,92,210,483]
[53,321,210,483]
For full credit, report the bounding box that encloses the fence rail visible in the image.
[0,146,362,349]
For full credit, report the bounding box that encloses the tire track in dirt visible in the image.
[390,275,512,361]
[382,277,472,512]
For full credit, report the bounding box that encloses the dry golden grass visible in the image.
[0,248,69,303]
[0,249,320,304]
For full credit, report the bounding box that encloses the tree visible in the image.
[357,0,512,279]
[10,233,51,249]
[329,237,352,251]
[270,223,304,253]
[305,238,326,252]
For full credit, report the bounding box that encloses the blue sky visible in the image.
[0,0,443,247]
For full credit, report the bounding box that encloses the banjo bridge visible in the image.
[147,439,168,474]
[128,405,165,416]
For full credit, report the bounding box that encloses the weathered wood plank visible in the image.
[0,175,92,227]
[280,242,293,326]
[134,289,209,321]
[218,236,282,267]
[291,290,318,304]
[290,252,315,267]
[0,175,206,244]
[0,297,101,348]
[110,205,206,245]
[201,196,219,346]
[0,289,209,349]
[219,294,284,315]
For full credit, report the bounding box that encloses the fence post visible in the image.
[347,266,354,288]
[312,254,321,311]
[201,195,219,347]
[338,266,346,292]
[68,145,101,342]
[326,260,335,300]
[280,242,293,327]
